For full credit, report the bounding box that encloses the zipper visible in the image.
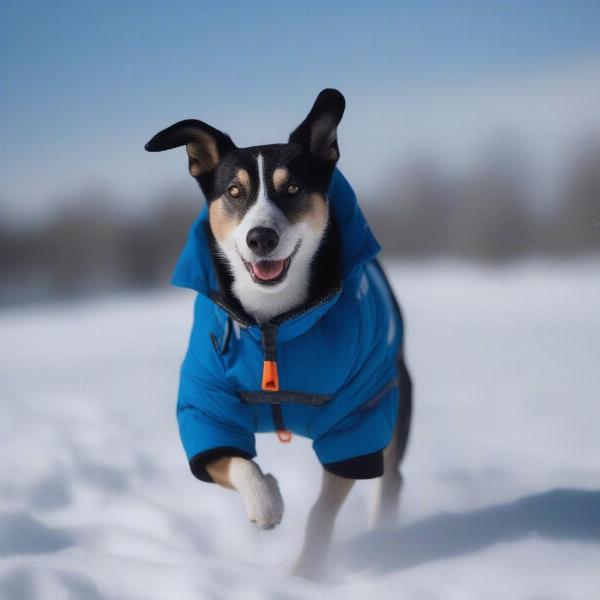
[261,324,279,391]
[211,286,346,443]
[260,324,292,443]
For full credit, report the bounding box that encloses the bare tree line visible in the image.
[369,137,600,260]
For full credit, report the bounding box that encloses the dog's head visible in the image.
[145,89,345,321]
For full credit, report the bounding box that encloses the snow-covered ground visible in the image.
[1,260,600,600]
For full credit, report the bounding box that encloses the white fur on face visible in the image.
[214,153,327,323]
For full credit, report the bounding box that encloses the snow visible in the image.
[1,260,600,600]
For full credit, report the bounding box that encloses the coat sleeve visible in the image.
[177,297,256,483]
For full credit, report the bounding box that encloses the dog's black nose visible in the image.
[246,227,279,256]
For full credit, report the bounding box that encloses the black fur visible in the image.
[144,89,345,218]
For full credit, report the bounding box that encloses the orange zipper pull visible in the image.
[262,360,280,391]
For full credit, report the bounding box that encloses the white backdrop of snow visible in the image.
[1,260,599,600]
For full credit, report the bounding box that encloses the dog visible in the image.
[145,89,412,578]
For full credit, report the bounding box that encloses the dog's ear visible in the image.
[145,120,235,177]
[289,89,345,162]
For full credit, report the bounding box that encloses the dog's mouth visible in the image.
[241,241,301,286]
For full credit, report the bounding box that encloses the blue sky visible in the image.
[2,1,600,221]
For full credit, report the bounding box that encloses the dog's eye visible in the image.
[286,183,300,196]
[228,185,242,198]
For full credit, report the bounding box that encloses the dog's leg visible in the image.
[371,427,404,528]
[292,469,355,579]
[207,456,284,530]
[371,356,413,529]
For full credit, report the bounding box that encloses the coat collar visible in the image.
[172,168,381,338]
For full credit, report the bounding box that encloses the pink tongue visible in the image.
[252,260,285,281]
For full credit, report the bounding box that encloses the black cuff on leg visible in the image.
[189,447,254,483]
[323,449,384,479]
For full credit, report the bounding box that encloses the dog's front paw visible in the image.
[247,472,284,530]
[229,459,284,530]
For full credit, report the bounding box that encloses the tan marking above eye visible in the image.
[236,168,250,188]
[272,167,289,190]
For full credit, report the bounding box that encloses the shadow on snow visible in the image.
[338,488,600,573]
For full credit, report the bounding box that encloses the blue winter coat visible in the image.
[173,169,404,481]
